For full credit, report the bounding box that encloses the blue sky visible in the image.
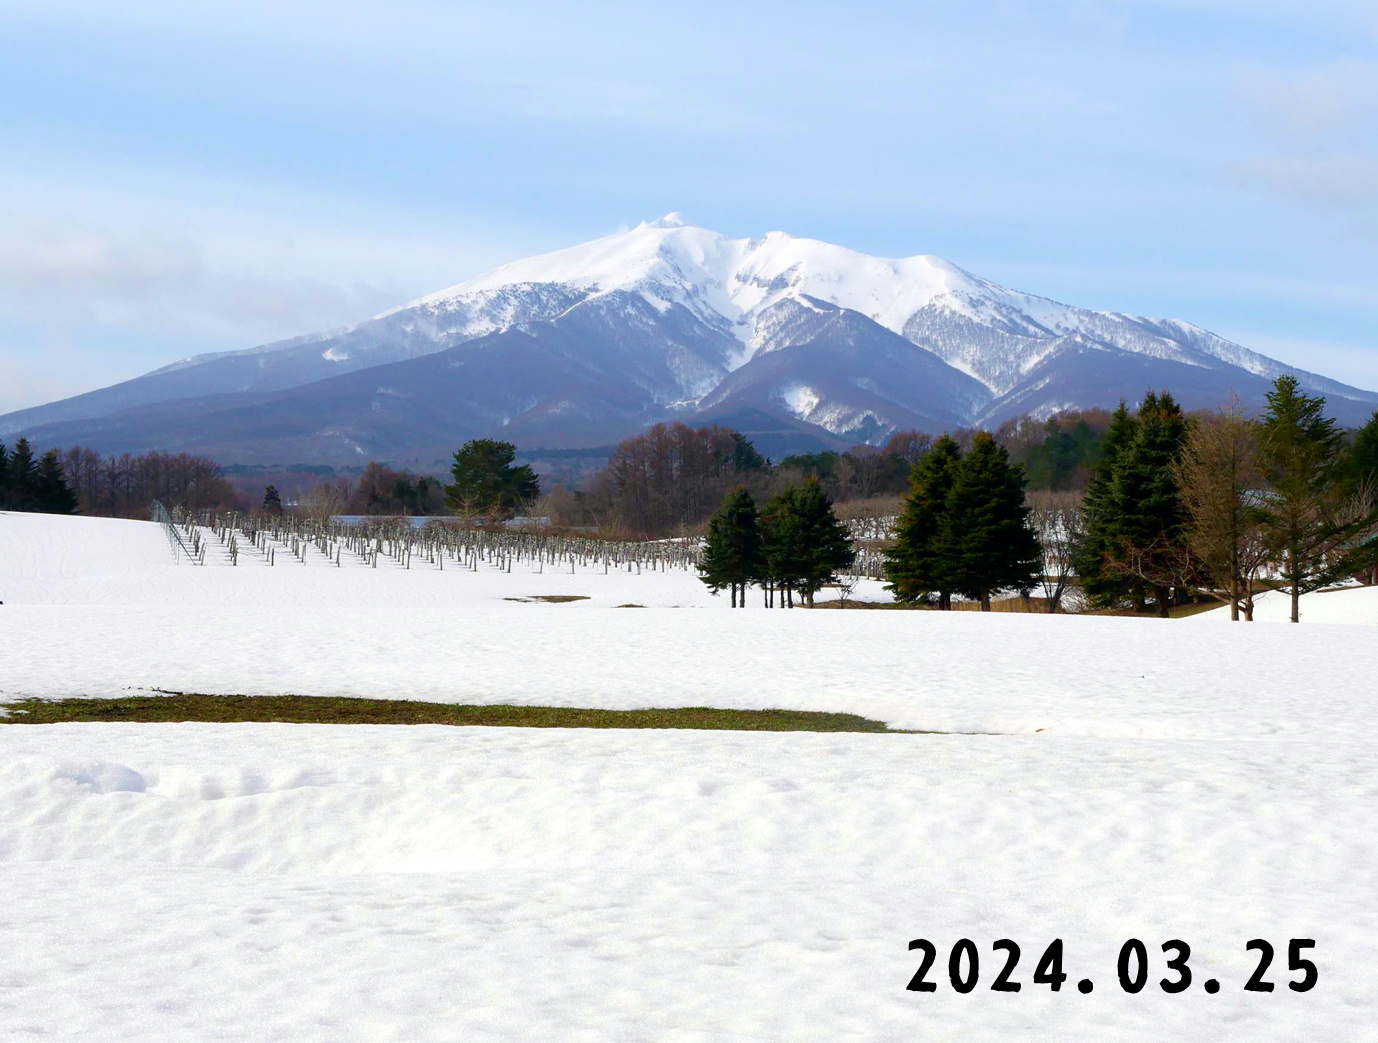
[1,0,1375,413]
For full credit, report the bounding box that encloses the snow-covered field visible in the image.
[2,511,1376,1041]
[1194,584,1378,625]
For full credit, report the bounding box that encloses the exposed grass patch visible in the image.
[0,694,905,732]
[503,595,592,604]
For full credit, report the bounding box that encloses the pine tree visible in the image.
[942,432,1042,610]
[1104,391,1190,616]
[5,438,38,511]
[0,441,9,508]
[788,477,855,606]
[884,434,962,608]
[730,432,767,472]
[446,439,540,522]
[1075,401,1138,607]
[34,450,78,514]
[698,486,764,607]
[263,485,284,514]
[759,479,855,607]
[1344,410,1378,497]
[1257,375,1372,622]
[760,486,804,607]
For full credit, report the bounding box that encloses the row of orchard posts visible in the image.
[156,504,900,584]
[166,510,707,575]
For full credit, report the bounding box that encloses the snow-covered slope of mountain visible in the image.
[5,215,1375,463]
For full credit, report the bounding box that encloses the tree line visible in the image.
[60,446,239,517]
[699,430,1041,609]
[555,423,939,536]
[696,375,1378,619]
[1077,377,1378,622]
[0,439,78,514]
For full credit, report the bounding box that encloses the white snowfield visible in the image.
[1,511,1376,1041]
[1194,584,1378,625]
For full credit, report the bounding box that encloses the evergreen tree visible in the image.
[446,439,540,522]
[730,432,767,472]
[698,486,764,607]
[0,441,9,508]
[262,485,284,514]
[759,479,855,607]
[883,434,962,608]
[788,477,855,606]
[1075,401,1139,607]
[5,438,38,511]
[34,450,78,514]
[1344,410,1378,497]
[942,432,1042,610]
[1258,375,1372,622]
[1022,417,1102,490]
[1104,391,1190,616]
[760,486,804,607]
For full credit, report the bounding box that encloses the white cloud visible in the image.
[1230,59,1378,224]
[0,163,555,414]
[0,217,405,341]
[1237,58,1378,142]
[1226,156,1378,214]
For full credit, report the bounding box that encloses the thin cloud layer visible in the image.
[1231,58,1378,225]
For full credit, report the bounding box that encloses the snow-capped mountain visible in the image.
[4,214,1375,464]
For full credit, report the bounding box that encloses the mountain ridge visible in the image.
[4,215,1374,463]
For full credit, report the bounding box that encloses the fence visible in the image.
[150,499,204,565]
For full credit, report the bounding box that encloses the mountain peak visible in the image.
[639,212,693,230]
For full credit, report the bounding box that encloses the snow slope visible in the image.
[2,512,1375,1041]
[1194,585,1378,625]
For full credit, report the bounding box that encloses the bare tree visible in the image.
[1173,398,1270,620]
[1027,490,1084,612]
[58,447,239,518]
[303,478,348,522]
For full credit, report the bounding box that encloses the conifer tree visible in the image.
[884,434,962,608]
[760,479,855,607]
[698,486,764,607]
[34,450,78,514]
[0,441,9,508]
[942,432,1042,610]
[788,477,855,606]
[730,432,767,472]
[760,486,804,607]
[262,485,284,514]
[1258,375,1374,622]
[446,438,539,522]
[1104,391,1191,616]
[1075,401,1138,607]
[5,438,38,511]
[1344,410,1378,497]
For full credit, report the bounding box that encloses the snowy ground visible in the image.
[1194,583,1378,625]
[1,512,1376,1040]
